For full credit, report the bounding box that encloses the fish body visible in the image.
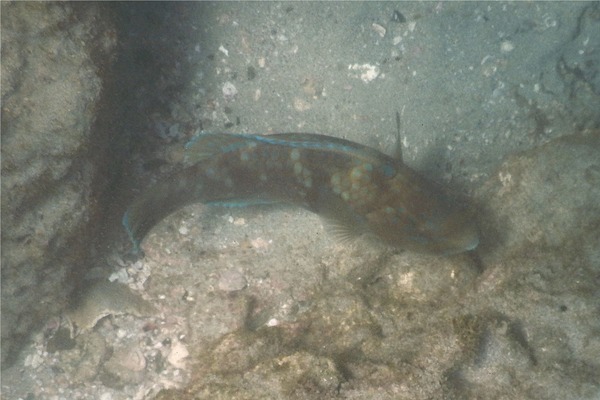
[123,132,479,255]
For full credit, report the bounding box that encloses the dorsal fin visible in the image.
[184,131,396,167]
[184,132,254,166]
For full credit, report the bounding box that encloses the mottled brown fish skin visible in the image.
[123,133,479,255]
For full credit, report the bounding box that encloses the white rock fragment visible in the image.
[371,23,386,38]
[24,352,44,369]
[218,45,229,56]
[178,225,189,235]
[293,97,312,111]
[222,81,238,100]
[348,63,380,83]
[109,268,129,284]
[233,217,245,226]
[499,171,512,187]
[167,340,189,369]
[500,40,514,53]
[250,237,271,249]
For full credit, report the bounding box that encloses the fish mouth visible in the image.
[432,225,480,255]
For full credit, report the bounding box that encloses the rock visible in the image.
[65,281,156,337]
[157,350,342,399]
[101,346,147,388]
[0,2,117,368]
[73,332,108,383]
[222,81,238,100]
[167,340,189,369]
[476,132,600,260]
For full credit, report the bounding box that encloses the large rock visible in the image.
[1,2,116,367]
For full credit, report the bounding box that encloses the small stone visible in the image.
[122,348,147,372]
[107,347,146,372]
[348,63,380,83]
[24,352,44,368]
[293,97,312,111]
[108,268,129,284]
[102,346,146,387]
[167,340,189,369]
[218,44,229,56]
[371,23,386,38]
[222,81,238,100]
[250,237,271,249]
[501,41,514,53]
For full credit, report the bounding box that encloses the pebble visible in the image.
[108,268,129,284]
[123,348,147,372]
[348,63,380,83]
[501,40,515,53]
[24,352,44,369]
[371,23,386,38]
[218,44,229,56]
[100,393,113,400]
[250,237,271,249]
[167,340,189,369]
[293,97,312,111]
[222,81,238,100]
[233,218,246,226]
[108,347,147,372]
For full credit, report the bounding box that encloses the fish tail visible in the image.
[122,170,200,253]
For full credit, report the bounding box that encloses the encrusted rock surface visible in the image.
[0,2,116,367]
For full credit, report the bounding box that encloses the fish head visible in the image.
[376,200,479,255]
[370,168,479,255]
[414,204,480,255]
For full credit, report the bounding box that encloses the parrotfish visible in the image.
[123,131,479,255]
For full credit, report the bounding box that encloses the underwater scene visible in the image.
[1,2,599,399]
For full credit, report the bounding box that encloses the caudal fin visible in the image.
[122,171,199,254]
